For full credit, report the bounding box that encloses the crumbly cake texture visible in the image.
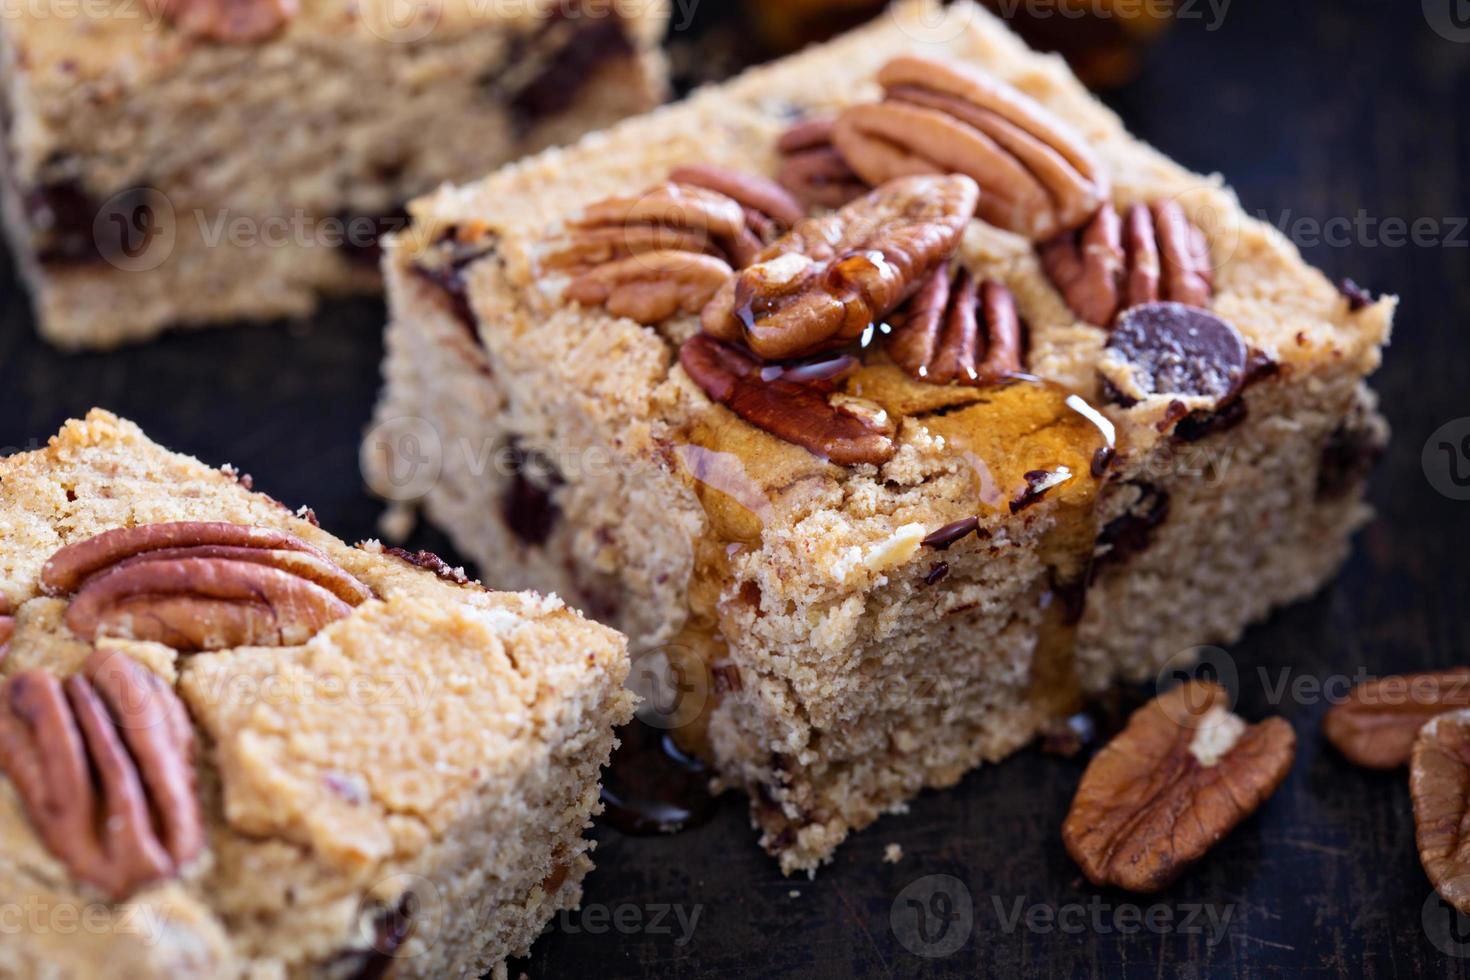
[0,411,634,978]
[0,0,669,349]
[370,0,1393,873]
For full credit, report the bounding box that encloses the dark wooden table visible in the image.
[2,1,1468,976]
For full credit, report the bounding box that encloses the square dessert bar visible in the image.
[0,411,633,977]
[0,0,668,349]
[370,0,1393,872]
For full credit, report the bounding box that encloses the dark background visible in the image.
[3,1,1469,976]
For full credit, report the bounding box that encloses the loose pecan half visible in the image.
[1040,201,1213,327]
[680,334,895,466]
[888,265,1025,385]
[156,0,298,43]
[701,174,979,361]
[1063,681,1295,892]
[1324,669,1470,769]
[1411,709,1470,916]
[776,117,869,210]
[0,649,203,900]
[834,56,1108,240]
[42,522,371,652]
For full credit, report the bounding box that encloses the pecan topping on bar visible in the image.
[1324,669,1470,769]
[546,169,803,326]
[1102,303,1249,404]
[1063,681,1295,892]
[156,0,298,43]
[43,522,371,652]
[1040,201,1213,327]
[0,649,203,900]
[680,334,895,466]
[776,117,870,210]
[701,174,979,360]
[1411,709,1470,916]
[888,266,1025,385]
[834,56,1108,240]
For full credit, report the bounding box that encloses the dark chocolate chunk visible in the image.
[502,441,562,547]
[1090,446,1115,477]
[1091,482,1170,577]
[1172,350,1278,442]
[924,561,950,585]
[409,229,498,336]
[1106,302,1248,402]
[487,4,636,136]
[922,516,980,550]
[1317,421,1386,500]
[1337,277,1373,312]
[27,181,161,266]
[384,547,474,586]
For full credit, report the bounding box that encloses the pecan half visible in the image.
[545,169,803,327]
[156,0,298,43]
[776,118,869,210]
[1040,201,1213,327]
[834,56,1108,240]
[1063,681,1295,892]
[1324,669,1470,769]
[43,522,371,652]
[0,649,203,900]
[1411,709,1470,916]
[680,334,895,466]
[701,174,978,360]
[888,265,1025,385]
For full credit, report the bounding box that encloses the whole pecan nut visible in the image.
[776,117,870,210]
[1324,669,1470,769]
[680,334,895,466]
[701,174,979,361]
[0,649,203,900]
[1411,709,1470,916]
[42,522,371,652]
[833,56,1109,240]
[887,265,1025,385]
[1040,200,1213,327]
[565,250,736,325]
[1063,681,1295,892]
[155,0,298,43]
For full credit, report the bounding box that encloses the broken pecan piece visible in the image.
[0,649,203,900]
[1040,201,1213,327]
[834,56,1108,240]
[680,334,895,466]
[156,0,298,43]
[888,265,1025,385]
[1063,681,1295,892]
[776,117,869,210]
[1324,669,1470,769]
[1411,709,1470,916]
[701,174,979,360]
[43,522,371,652]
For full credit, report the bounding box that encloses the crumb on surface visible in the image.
[883,844,904,864]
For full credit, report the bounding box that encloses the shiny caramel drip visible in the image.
[665,358,1115,760]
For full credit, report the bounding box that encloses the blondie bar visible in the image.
[0,0,668,349]
[0,410,633,977]
[369,0,1392,872]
